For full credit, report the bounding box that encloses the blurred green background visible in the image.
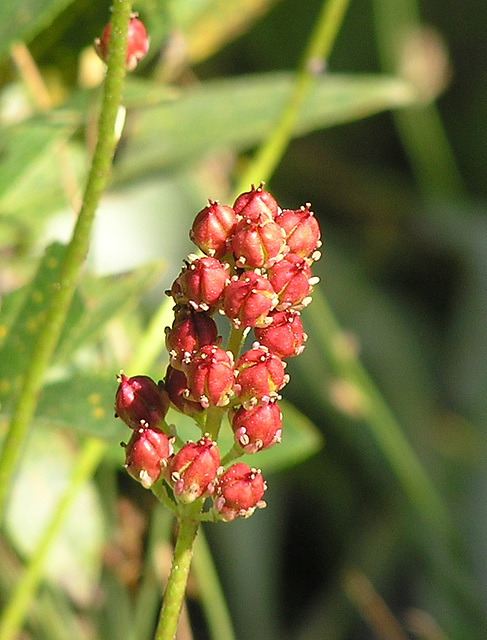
[1,0,487,639]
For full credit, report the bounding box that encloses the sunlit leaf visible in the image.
[114,72,419,182]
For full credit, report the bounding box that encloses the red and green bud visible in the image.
[230,402,282,454]
[164,365,204,416]
[124,426,172,488]
[223,271,278,329]
[268,253,317,310]
[190,200,238,258]
[95,16,149,72]
[213,462,266,521]
[275,205,321,258]
[115,374,169,430]
[231,218,286,269]
[254,310,306,359]
[165,309,219,370]
[234,345,288,406]
[233,184,279,223]
[173,255,230,312]
[183,345,234,408]
[168,436,220,503]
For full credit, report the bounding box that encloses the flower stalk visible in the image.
[0,0,133,523]
[154,516,200,640]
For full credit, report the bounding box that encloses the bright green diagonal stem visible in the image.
[0,438,106,640]
[0,0,133,523]
[235,0,351,193]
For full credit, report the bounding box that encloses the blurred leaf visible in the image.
[3,424,104,605]
[0,0,77,59]
[54,260,166,363]
[113,72,419,182]
[171,398,323,473]
[166,0,280,65]
[0,118,80,224]
[0,243,69,402]
[36,375,126,443]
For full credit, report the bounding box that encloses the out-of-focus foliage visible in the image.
[1,0,487,639]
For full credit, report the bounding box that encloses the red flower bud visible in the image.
[124,426,172,488]
[231,218,286,269]
[254,310,306,358]
[233,184,279,223]
[275,205,321,258]
[214,463,266,521]
[230,402,282,454]
[168,436,220,503]
[267,253,316,310]
[115,374,169,429]
[165,309,219,370]
[222,271,277,329]
[173,256,230,312]
[164,365,204,416]
[95,16,149,72]
[190,200,238,258]
[234,345,288,407]
[183,345,234,408]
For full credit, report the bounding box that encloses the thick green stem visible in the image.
[154,516,200,640]
[0,0,133,523]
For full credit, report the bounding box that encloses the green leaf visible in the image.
[0,0,77,59]
[0,118,80,224]
[0,243,69,403]
[3,423,104,605]
[54,261,166,364]
[113,72,419,182]
[36,375,127,442]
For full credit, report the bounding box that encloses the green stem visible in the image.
[192,530,237,640]
[154,516,199,640]
[0,438,106,640]
[309,289,451,537]
[372,0,465,197]
[235,0,351,193]
[0,0,133,523]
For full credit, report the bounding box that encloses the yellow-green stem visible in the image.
[154,516,200,640]
[0,438,106,640]
[0,0,133,523]
[235,0,351,193]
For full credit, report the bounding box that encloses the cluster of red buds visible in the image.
[115,185,320,522]
[95,14,149,72]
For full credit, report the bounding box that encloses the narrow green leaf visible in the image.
[113,72,419,182]
[0,119,79,222]
[0,243,72,403]
[54,261,166,364]
[36,375,126,442]
[2,424,104,605]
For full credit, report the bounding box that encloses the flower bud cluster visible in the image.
[115,185,320,522]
